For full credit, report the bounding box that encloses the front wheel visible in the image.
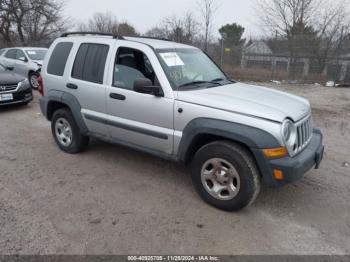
[51,108,89,154]
[191,141,261,211]
[29,72,40,89]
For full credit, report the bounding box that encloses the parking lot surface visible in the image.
[0,84,349,255]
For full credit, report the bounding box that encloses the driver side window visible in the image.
[113,47,159,90]
[16,50,26,61]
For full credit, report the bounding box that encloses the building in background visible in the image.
[241,40,350,83]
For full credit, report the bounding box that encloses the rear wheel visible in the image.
[51,108,89,153]
[191,141,261,211]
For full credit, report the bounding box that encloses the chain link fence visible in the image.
[208,39,350,85]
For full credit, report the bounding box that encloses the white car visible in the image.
[0,47,48,89]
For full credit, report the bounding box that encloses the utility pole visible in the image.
[220,32,226,68]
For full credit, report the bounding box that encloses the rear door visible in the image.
[65,41,112,137]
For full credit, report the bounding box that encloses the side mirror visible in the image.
[133,78,164,97]
[18,57,28,62]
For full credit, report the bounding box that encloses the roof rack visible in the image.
[61,32,124,39]
[127,36,172,42]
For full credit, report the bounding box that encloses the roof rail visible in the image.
[128,36,172,42]
[61,32,124,39]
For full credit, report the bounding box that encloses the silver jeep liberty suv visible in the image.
[39,32,324,211]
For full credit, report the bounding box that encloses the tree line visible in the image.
[1,0,349,74]
[0,0,246,53]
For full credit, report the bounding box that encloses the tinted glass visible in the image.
[71,44,88,80]
[0,49,5,56]
[5,49,17,59]
[47,42,73,76]
[72,43,109,84]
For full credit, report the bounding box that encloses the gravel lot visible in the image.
[0,84,349,255]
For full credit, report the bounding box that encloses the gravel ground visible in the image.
[0,84,349,255]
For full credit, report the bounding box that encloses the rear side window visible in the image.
[47,42,73,76]
[5,49,17,59]
[72,43,109,84]
[0,49,5,56]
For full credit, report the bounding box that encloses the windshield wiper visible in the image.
[179,80,221,88]
[211,78,235,84]
[211,78,225,82]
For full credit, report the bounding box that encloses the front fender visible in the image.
[177,118,281,163]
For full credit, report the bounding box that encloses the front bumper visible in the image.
[0,89,33,106]
[253,128,324,187]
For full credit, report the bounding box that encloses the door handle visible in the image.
[66,83,78,89]
[110,93,126,100]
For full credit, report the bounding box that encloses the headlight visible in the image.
[281,119,297,154]
[18,79,29,88]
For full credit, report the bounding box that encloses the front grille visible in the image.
[0,83,18,93]
[295,115,313,153]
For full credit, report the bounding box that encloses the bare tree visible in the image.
[182,12,199,44]
[257,0,318,36]
[24,0,67,45]
[79,13,138,36]
[117,21,138,36]
[257,0,350,73]
[312,0,349,64]
[197,0,218,51]
[145,26,168,39]
[0,6,13,46]
[0,0,67,46]
[79,12,119,34]
[146,12,199,44]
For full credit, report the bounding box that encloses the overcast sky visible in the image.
[65,0,260,37]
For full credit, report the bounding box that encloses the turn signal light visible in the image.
[273,169,284,180]
[263,147,288,158]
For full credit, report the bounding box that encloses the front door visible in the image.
[14,49,28,76]
[2,49,17,69]
[106,44,174,155]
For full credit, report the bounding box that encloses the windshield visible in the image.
[156,48,228,90]
[25,49,47,61]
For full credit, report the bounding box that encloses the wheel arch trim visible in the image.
[177,118,281,163]
[41,90,89,135]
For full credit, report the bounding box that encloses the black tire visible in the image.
[29,72,39,89]
[191,141,261,211]
[51,108,89,154]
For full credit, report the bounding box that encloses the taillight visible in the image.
[37,75,44,96]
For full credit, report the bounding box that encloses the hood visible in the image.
[176,82,311,123]
[0,71,25,85]
[33,60,43,66]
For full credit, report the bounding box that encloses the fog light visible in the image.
[274,169,284,180]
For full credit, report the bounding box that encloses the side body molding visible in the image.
[177,118,281,163]
[40,90,89,135]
